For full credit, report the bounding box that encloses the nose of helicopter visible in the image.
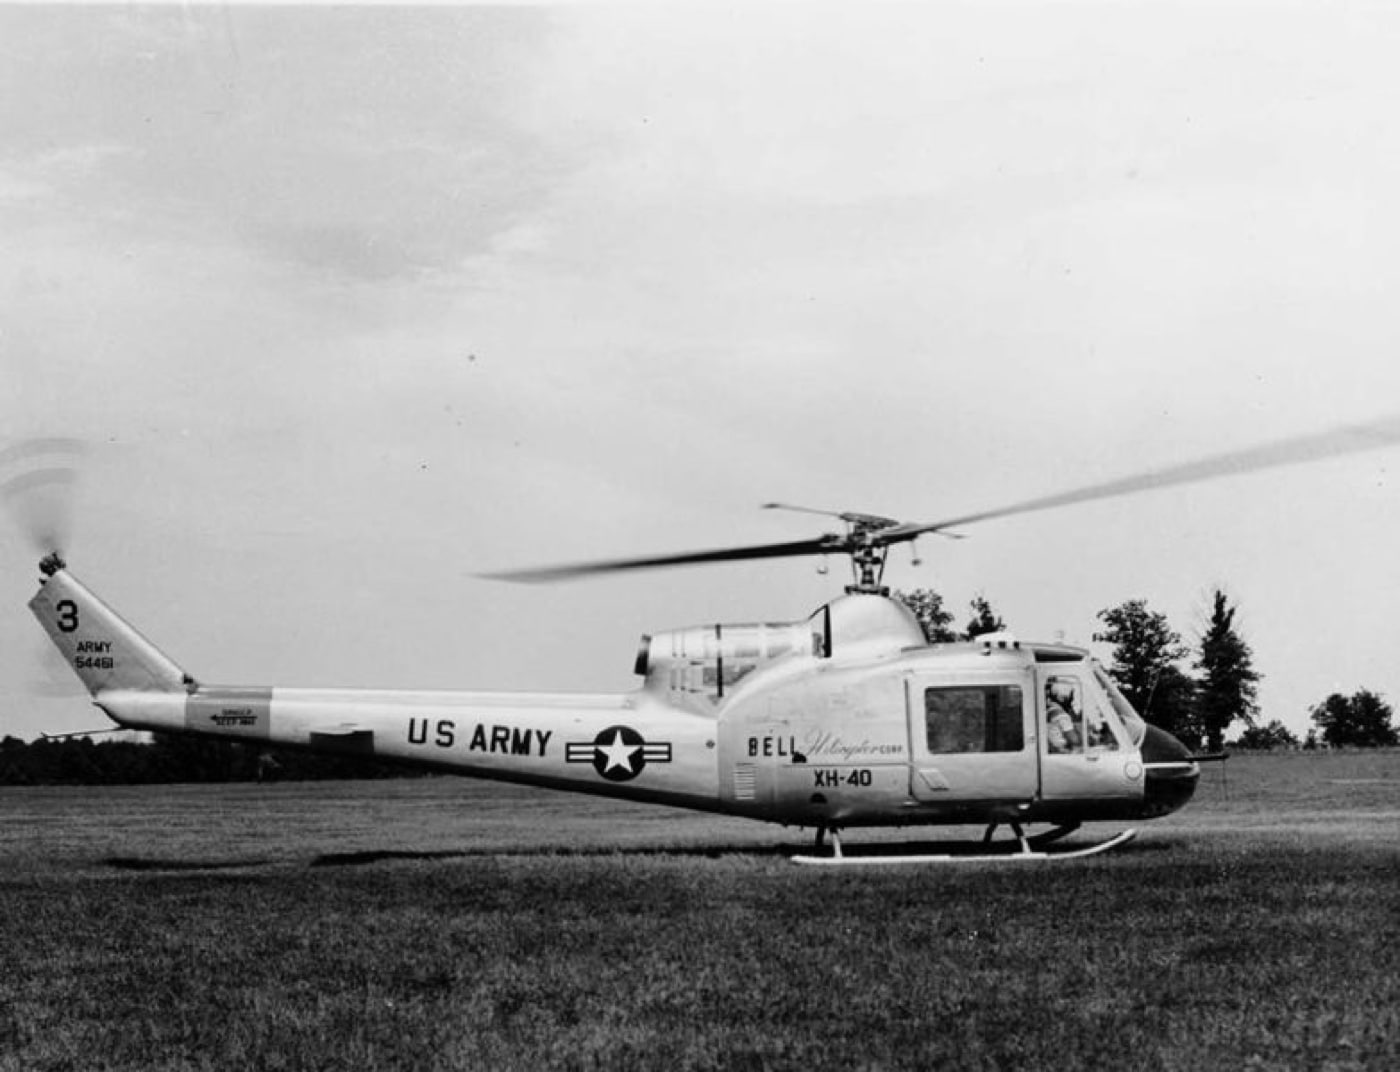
[1140,724,1200,818]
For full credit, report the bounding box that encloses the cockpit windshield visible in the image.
[1093,663,1146,746]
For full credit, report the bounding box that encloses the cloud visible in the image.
[1,5,569,285]
[0,167,51,204]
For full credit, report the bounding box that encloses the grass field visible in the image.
[2,752,1397,1071]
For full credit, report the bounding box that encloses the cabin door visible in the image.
[1037,667,1132,799]
[905,674,1037,802]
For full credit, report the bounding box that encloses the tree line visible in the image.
[0,732,418,787]
[894,587,1398,752]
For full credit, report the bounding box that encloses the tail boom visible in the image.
[92,684,721,809]
[32,564,723,811]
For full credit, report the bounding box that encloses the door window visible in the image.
[1044,675,1083,754]
[1045,674,1121,753]
[924,685,1025,754]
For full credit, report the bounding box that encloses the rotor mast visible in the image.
[843,517,898,595]
[756,505,906,596]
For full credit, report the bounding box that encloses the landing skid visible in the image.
[792,824,1137,866]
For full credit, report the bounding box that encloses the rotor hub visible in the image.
[846,529,891,594]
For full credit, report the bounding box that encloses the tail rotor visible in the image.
[1,437,88,559]
[4,438,90,698]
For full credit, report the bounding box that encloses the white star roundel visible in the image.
[565,725,673,782]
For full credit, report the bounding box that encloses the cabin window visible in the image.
[1083,690,1122,751]
[1044,676,1084,754]
[924,685,1025,754]
[1093,663,1145,746]
[1045,674,1123,754]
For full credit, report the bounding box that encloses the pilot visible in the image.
[1045,683,1082,754]
[1085,716,1116,750]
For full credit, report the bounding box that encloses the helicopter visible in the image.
[19,415,1400,863]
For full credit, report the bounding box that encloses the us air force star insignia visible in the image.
[564,725,673,782]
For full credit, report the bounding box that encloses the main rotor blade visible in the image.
[887,413,1400,538]
[762,502,900,528]
[482,535,845,584]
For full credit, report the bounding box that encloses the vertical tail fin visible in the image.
[28,556,190,696]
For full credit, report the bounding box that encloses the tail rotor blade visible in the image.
[0,438,88,554]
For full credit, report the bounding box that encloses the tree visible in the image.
[1194,590,1261,752]
[1158,667,1201,747]
[893,588,957,643]
[1309,690,1399,748]
[1094,599,1202,746]
[1232,720,1298,751]
[963,595,1005,640]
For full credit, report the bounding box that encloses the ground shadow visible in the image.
[103,856,274,872]
[309,844,793,866]
[312,849,483,867]
[308,835,1157,867]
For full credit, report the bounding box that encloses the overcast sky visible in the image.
[4,1,1400,743]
